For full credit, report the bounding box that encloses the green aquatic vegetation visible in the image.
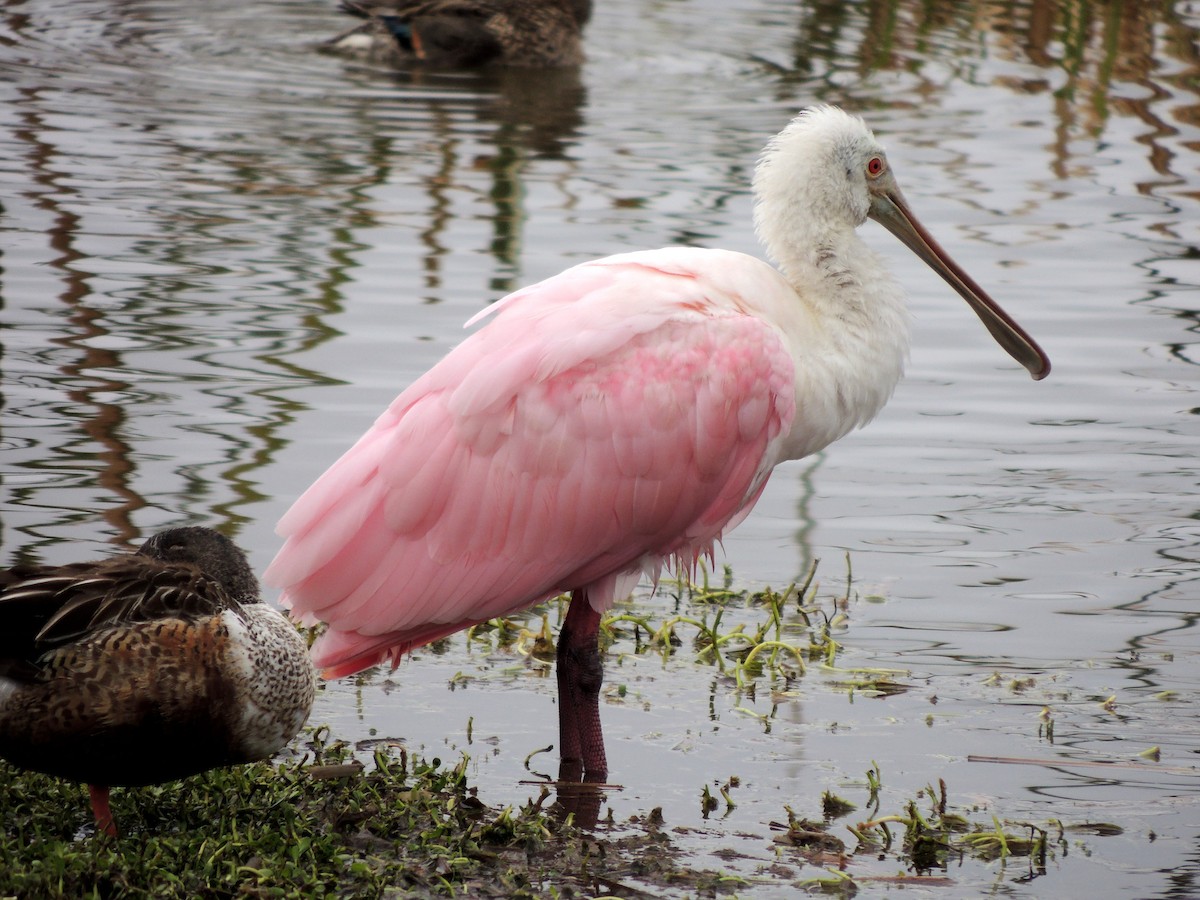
[621,558,853,683]
[1038,705,1056,743]
[958,815,1050,864]
[0,730,742,898]
[459,557,861,697]
[843,775,1055,875]
[821,790,857,820]
[772,805,847,855]
[864,761,883,809]
[698,776,740,821]
[823,673,912,699]
[798,867,857,895]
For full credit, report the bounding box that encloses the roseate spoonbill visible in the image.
[327,0,592,68]
[266,105,1049,783]
[0,527,316,836]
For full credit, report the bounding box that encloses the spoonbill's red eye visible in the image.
[867,156,885,177]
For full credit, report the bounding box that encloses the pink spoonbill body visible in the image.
[266,105,1049,781]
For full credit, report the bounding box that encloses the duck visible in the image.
[0,526,316,836]
[325,0,592,69]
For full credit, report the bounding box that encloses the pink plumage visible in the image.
[267,107,1048,783]
[267,249,799,677]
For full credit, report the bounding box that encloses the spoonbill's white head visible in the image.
[753,105,1050,380]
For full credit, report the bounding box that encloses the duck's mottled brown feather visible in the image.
[328,0,591,68]
[0,527,315,812]
[0,559,235,663]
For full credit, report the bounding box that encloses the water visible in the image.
[3,0,1199,894]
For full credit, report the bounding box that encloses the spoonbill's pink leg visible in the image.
[556,593,607,782]
[89,784,117,837]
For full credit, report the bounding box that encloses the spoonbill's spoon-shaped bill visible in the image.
[266,105,1050,789]
[867,184,1049,379]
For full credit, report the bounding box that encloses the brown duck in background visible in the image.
[0,527,316,836]
[327,0,592,68]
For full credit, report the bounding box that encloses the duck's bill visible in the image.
[869,190,1051,381]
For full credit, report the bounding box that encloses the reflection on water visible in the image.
[2,0,1199,894]
[2,0,590,555]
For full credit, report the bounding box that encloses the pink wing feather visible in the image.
[266,248,799,677]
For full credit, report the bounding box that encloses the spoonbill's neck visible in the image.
[759,216,913,462]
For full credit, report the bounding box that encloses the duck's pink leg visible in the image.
[89,784,117,837]
[556,592,607,782]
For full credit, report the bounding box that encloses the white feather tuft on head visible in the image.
[752,105,888,268]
